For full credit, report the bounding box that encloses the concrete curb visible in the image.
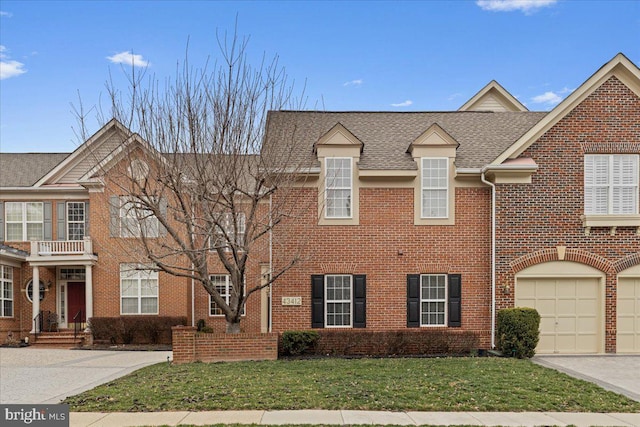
[69,410,640,426]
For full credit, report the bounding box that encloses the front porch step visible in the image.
[32,331,87,349]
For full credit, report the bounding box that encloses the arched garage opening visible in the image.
[515,261,605,354]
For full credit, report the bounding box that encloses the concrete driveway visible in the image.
[533,355,640,402]
[0,347,172,404]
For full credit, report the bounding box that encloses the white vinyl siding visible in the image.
[67,202,85,240]
[585,154,639,215]
[119,197,159,238]
[0,265,13,317]
[421,158,449,218]
[5,202,43,241]
[120,264,159,314]
[421,274,446,326]
[325,158,352,218]
[325,275,352,327]
[209,274,245,316]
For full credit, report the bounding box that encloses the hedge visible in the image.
[89,316,187,345]
[279,329,480,357]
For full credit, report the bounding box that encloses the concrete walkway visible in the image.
[70,410,640,426]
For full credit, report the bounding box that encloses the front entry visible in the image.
[68,282,86,324]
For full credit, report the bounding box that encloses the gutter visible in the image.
[480,167,496,350]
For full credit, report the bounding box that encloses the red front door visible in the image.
[67,282,86,323]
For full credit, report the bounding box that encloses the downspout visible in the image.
[480,168,496,349]
[268,193,273,333]
[191,269,195,327]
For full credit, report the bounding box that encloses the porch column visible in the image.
[85,264,93,329]
[31,266,40,333]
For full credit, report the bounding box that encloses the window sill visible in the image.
[582,214,640,235]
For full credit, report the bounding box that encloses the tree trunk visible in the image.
[226,320,241,334]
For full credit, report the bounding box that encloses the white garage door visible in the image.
[515,261,604,354]
[618,265,640,354]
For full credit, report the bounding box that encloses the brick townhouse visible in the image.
[1,53,638,354]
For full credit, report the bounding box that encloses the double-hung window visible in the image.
[67,202,85,240]
[209,274,245,316]
[325,275,352,327]
[325,158,352,218]
[0,265,13,317]
[421,158,449,218]
[420,274,447,326]
[585,154,639,215]
[213,213,246,251]
[120,264,159,314]
[5,202,43,241]
[119,197,159,238]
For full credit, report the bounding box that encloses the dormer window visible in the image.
[421,158,449,218]
[325,158,352,218]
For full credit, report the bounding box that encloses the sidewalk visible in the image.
[70,410,640,426]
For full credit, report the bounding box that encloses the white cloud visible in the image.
[448,93,463,101]
[0,11,13,17]
[107,51,150,67]
[343,79,363,87]
[476,0,557,13]
[0,45,26,79]
[531,91,562,105]
[391,100,413,107]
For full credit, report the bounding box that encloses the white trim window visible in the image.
[120,264,159,315]
[325,158,352,218]
[120,197,159,238]
[585,154,639,215]
[0,265,13,317]
[67,202,85,240]
[421,274,447,326]
[5,202,43,241]
[209,274,245,316]
[213,213,246,251]
[421,158,449,218]
[325,275,352,327]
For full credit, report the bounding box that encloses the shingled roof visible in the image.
[264,111,547,170]
[0,153,71,187]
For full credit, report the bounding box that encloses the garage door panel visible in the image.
[516,273,603,354]
[617,277,640,353]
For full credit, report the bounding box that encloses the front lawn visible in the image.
[64,357,640,413]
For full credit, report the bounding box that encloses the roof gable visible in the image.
[459,80,528,112]
[314,123,363,152]
[493,53,640,164]
[408,123,459,154]
[34,119,132,187]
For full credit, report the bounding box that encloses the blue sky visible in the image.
[1,0,639,153]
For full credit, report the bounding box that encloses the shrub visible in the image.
[281,330,320,356]
[196,319,206,332]
[89,316,187,345]
[497,308,540,359]
[279,329,479,357]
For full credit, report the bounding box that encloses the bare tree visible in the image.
[84,31,313,333]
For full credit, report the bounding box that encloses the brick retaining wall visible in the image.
[172,326,278,363]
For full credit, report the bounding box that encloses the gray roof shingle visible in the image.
[264,111,547,169]
[0,153,70,187]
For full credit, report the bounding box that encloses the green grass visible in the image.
[64,357,640,413]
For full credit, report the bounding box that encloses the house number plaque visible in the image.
[282,296,302,306]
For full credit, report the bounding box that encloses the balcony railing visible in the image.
[30,238,93,257]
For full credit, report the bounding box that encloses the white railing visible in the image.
[30,238,93,256]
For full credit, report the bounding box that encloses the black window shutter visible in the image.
[353,275,366,328]
[407,274,420,328]
[57,202,66,240]
[448,274,462,327]
[311,275,324,328]
[43,202,52,241]
[109,196,120,237]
